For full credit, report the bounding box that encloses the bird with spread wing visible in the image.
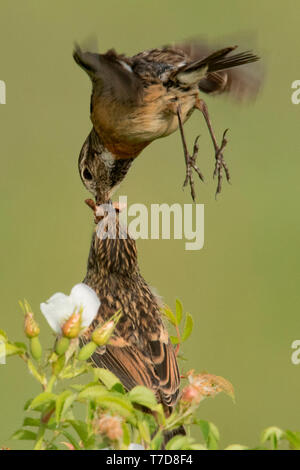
[74,39,261,201]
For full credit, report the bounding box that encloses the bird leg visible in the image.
[176,105,204,202]
[195,98,230,197]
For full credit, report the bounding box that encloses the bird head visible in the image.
[78,128,133,205]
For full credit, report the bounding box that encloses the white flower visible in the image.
[128,443,144,450]
[40,283,100,334]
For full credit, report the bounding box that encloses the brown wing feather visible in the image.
[150,340,180,407]
[89,339,180,408]
[73,45,143,105]
[173,40,262,101]
[90,344,160,393]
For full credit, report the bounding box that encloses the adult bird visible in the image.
[74,40,260,200]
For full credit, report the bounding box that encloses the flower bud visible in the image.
[61,311,81,339]
[92,321,115,346]
[77,341,97,361]
[24,312,40,338]
[30,336,42,361]
[55,337,70,356]
[181,384,202,404]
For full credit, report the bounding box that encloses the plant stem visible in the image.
[46,374,56,393]
[34,423,46,450]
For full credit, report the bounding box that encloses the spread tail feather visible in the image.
[174,46,259,86]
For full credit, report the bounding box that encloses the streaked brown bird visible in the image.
[82,199,180,412]
[74,40,261,201]
[79,130,184,440]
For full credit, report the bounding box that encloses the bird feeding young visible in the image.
[87,195,205,251]
[74,41,260,200]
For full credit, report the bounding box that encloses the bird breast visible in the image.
[92,83,198,153]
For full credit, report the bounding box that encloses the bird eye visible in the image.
[83,168,93,180]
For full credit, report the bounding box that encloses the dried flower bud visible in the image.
[24,312,40,338]
[185,371,235,401]
[96,415,123,441]
[61,311,81,339]
[181,384,203,404]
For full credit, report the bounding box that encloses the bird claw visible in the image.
[213,129,230,198]
[182,135,204,202]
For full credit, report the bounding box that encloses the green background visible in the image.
[0,0,299,449]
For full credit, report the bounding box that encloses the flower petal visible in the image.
[70,284,100,328]
[40,293,75,334]
[128,443,144,450]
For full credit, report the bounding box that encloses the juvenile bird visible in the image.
[74,40,260,200]
[82,200,180,413]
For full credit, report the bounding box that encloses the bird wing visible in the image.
[73,45,143,105]
[149,339,181,407]
[89,338,180,408]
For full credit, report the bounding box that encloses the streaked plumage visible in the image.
[74,40,261,199]
[82,212,180,409]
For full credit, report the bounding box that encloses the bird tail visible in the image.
[174,46,259,86]
[206,48,260,73]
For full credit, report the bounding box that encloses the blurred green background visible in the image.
[0,0,299,449]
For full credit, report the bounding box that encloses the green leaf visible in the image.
[0,329,8,342]
[225,444,249,450]
[78,384,106,401]
[14,342,27,351]
[197,420,219,450]
[24,398,33,410]
[138,420,151,443]
[151,430,163,450]
[67,420,89,444]
[189,443,207,450]
[166,435,193,450]
[111,382,125,394]
[261,426,284,450]
[137,411,157,436]
[22,416,56,431]
[153,403,166,426]
[285,430,300,450]
[70,384,85,392]
[56,390,75,423]
[128,386,157,409]
[59,364,88,379]
[29,392,56,410]
[175,299,183,325]
[11,429,37,440]
[60,430,81,450]
[93,368,122,390]
[170,335,180,345]
[95,393,134,418]
[122,422,131,447]
[162,307,177,326]
[23,417,41,427]
[181,313,194,342]
[5,342,26,356]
